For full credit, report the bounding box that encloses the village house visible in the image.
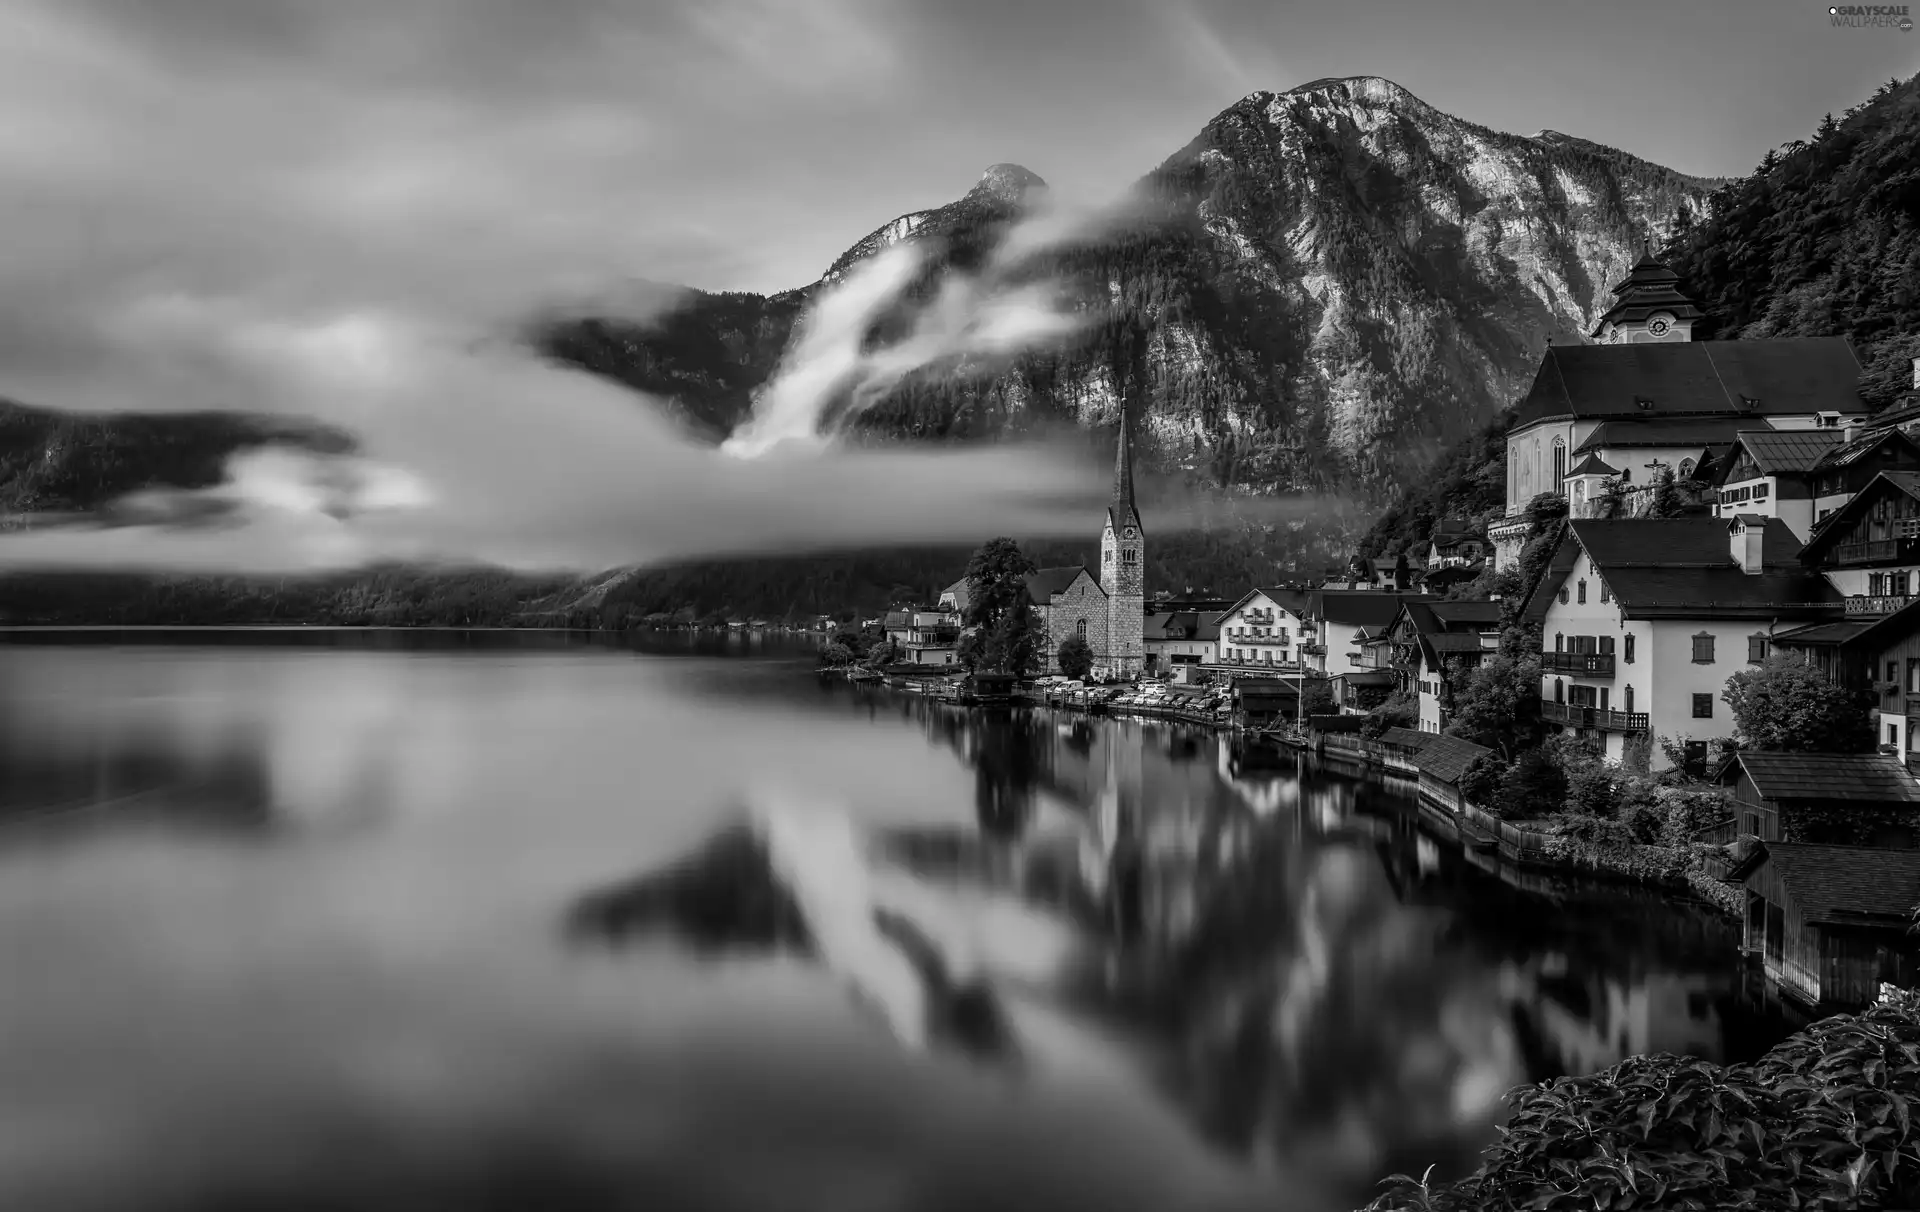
[1373,600,1505,733]
[1707,426,1920,539]
[1413,734,1494,816]
[882,606,962,667]
[1490,253,1872,570]
[1715,750,1920,848]
[1528,516,1840,768]
[1770,594,1920,767]
[1735,842,1920,1009]
[1215,587,1313,670]
[1306,590,1436,677]
[1143,610,1224,676]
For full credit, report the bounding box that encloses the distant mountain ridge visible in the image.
[541,75,1721,497]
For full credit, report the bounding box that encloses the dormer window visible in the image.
[1739,395,1760,411]
[1634,396,1654,411]
[1818,412,1841,428]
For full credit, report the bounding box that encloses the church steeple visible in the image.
[1107,414,1142,537]
[1590,247,1705,344]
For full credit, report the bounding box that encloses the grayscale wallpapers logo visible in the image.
[1830,3,1914,27]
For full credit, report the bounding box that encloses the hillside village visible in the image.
[825,252,1920,1017]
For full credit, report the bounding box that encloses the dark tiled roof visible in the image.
[1591,254,1706,334]
[1544,518,1841,618]
[1024,566,1098,602]
[1416,734,1493,783]
[1808,427,1920,472]
[1312,590,1436,628]
[1724,751,1920,804]
[1428,601,1504,626]
[1512,337,1865,429]
[1757,843,1920,925]
[1726,429,1841,476]
[1574,418,1749,453]
[884,611,913,628]
[1336,669,1397,686]
[942,579,971,614]
[1769,620,1876,647]
[1567,452,1619,476]
[1427,632,1490,653]
[1144,610,1226,643]
[1378,727,1434,753]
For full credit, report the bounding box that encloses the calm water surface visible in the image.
[0,631,1798,1212]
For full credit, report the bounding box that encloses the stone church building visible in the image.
[1024,422,1147,678]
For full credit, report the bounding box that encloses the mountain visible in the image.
[1354,70,1920,563]
[542,76,1720,497]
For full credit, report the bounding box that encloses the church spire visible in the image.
[1108,412,1142,536]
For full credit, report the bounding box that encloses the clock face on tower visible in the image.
[1123,528,1136,539]
[1647,315,1673,337]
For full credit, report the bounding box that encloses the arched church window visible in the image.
[1552,439,1567,493]
[1077,619,1088,642]
[1678,457,1696,480]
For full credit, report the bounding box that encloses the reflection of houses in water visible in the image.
[1500,957,1724,1079]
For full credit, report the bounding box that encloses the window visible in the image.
[1577,580,1587,604]
[1691,633,1715,664]
[1624,635,1635,664]
[1122,549,1137,565]
[1692,693,1714,718]
[1599,581,1611,603]
[1553,678,1564,703]
[1624,685,1634,713]
[1552,439,1567,494]
[1748,635,1767,663]
[1678,457,1695,479]
[1555,632,1564,652]
[1908,658,1920,695]
[1559,586,1569,604]
[1076,619,1088,642]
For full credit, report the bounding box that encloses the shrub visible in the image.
[1459,753,1508,805]
[1622,800,1665,845]
[1366,995,1920,1210]
[1497,748,1567,821]
[1656,787,1735,849]
[1566,764,1618,818]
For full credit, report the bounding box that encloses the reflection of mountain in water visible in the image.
[568,698,1796,1200]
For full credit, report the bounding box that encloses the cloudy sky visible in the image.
[0,0,1908,573]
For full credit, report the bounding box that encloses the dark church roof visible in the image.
[1024,566,1099,602]
[1574,418,1748,453]
[1590,251,1706,336]
[1107,416,1142,536]
[1512,337,1865,430]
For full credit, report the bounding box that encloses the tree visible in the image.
[1056,635,1094,681]
[1392,549,1410,591]
[960,537,1042,675]
[1444,652,1543,759]
[1722,655,1876,753]
[1644,464,1685,519]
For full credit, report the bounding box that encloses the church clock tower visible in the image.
[1590,248,1704,345]
[1100,413,1145,679]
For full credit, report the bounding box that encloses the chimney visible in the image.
[1844,418,1864,444]
[1731,516,1765,575]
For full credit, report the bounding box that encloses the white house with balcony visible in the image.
[1378,600,1505,733]
[1489,254,1871,569]
[1794,471,1920,611]
[1527,516,1842,770]
[883,606,963,667]
[1215,588,1312,670]
[1307,590,1436,677]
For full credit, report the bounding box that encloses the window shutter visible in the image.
[1624,635,1635,664]
[1692,633,1715,663]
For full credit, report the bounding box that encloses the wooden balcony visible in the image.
[1541,701,1649,732]
[1846,594,1915,616]
[1906,696,1920,718]
[1240,634,1290,646]
[1298,642,1326,655]
[1542,651,1615,677]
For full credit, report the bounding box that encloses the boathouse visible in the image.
[1413,734,1493,813]
[1737,842,1920,1007]
[1714,750,1920,847]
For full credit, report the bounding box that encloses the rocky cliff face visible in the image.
[542,76,1720,499]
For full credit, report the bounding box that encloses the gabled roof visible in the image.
[1335,669,1397,687]
[1798,471,1920,563]
[1024,566,1100,602]
[1222,586,1313,619]
[1511,337,1866,430]
[1719,751,1920,804]
[1311,590,1436,629]
[1716,428,1841,482]
[1378,727,1434,753]
[1415,734,1493,783]
[1428,601,1504,626]
[1573,418,1748,454]
[1144,610,1225,643]
[941,578,971,615]
[1751,843,1920,926]
[1591,253,1707,335]
[1768,619,1875,648]
[1808,426,1920,473]
[1566,452,1619,477]
[1530,518,1841,619]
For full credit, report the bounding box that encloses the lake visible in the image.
[0,630,1799,1212]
